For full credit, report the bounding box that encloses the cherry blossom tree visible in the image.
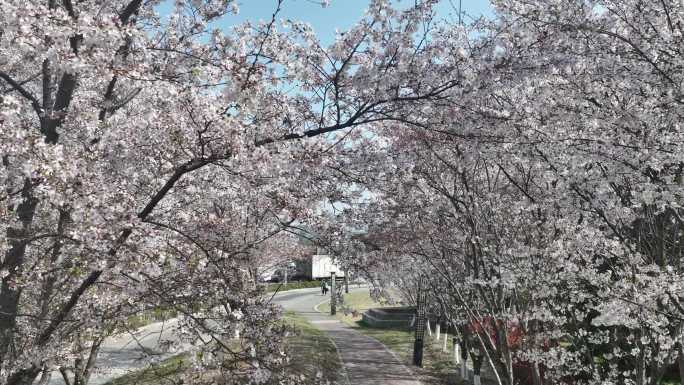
[3,0,679,384]
[0,0,459,384]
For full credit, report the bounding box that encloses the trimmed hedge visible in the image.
[265,281,321,293]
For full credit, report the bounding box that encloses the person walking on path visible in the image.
[320,279,328,296]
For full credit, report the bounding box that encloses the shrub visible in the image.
[266,281,321,293]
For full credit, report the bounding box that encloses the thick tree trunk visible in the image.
[489,320,514,385]
[679,344,684,385]
[0,178,38,362]
[2,8,72,372]
[636,347,646,385]
[75,337,103,385]
[2,2,140,383]
[39,209,70,325]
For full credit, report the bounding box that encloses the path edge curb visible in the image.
[311,298,350,385]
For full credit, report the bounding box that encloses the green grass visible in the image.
[318,290,391,325]
[661,371,682,385]
[103,354,189,385]
[281,311,343,383]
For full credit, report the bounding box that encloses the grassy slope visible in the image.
[318,290,385,322]
[104,312,343,385]
[281,311,344,384]
[103,354,189,385]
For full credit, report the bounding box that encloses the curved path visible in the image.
[272,287,423,385]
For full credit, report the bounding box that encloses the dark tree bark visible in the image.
[0,179,38,362]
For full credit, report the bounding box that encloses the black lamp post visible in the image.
[344,268,349,293]
[330,271,336,315]
[471,345,484,385]
[412,276,426,367]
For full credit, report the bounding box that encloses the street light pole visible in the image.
[412,276,426,367]
[472,345,484,385]
[330,272,336,315]
[344,269,349,294]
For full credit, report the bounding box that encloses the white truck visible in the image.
[310,254,345,279]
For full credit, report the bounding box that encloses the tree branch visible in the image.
[0,72,42,117]
[34,155,220,347]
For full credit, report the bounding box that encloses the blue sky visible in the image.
[230,1,493,43]
[160,1,493,45]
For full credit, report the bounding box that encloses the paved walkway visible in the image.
[272,288,422,385]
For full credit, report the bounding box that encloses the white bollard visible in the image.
[435,323,441,340]
[474,375,481,385]
[454,343,461,364]
[460,360,467,378]
[426,320,432,337]
[442,333,448,352]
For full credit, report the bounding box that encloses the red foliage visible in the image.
[464,317,573,385]
[465,316,525,348]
